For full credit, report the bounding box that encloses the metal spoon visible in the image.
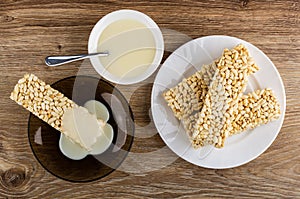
[45,51,109,66]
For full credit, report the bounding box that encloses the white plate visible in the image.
[151,35,286,169]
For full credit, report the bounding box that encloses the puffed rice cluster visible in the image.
[163,44,280,148]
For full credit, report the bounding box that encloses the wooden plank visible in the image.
[0,0,299,198]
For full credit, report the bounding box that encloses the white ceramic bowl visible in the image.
[88,9,164,85]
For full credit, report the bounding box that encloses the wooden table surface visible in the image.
[0,0,299,198]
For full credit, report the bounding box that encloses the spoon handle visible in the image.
[45,52,109,66]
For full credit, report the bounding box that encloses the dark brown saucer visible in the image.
[28,76,134,182]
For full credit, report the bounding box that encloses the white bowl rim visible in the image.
[88,9,164,85]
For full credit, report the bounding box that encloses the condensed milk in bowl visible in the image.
[88,9,164,85]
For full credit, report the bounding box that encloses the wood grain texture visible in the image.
[0,0,299,198]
